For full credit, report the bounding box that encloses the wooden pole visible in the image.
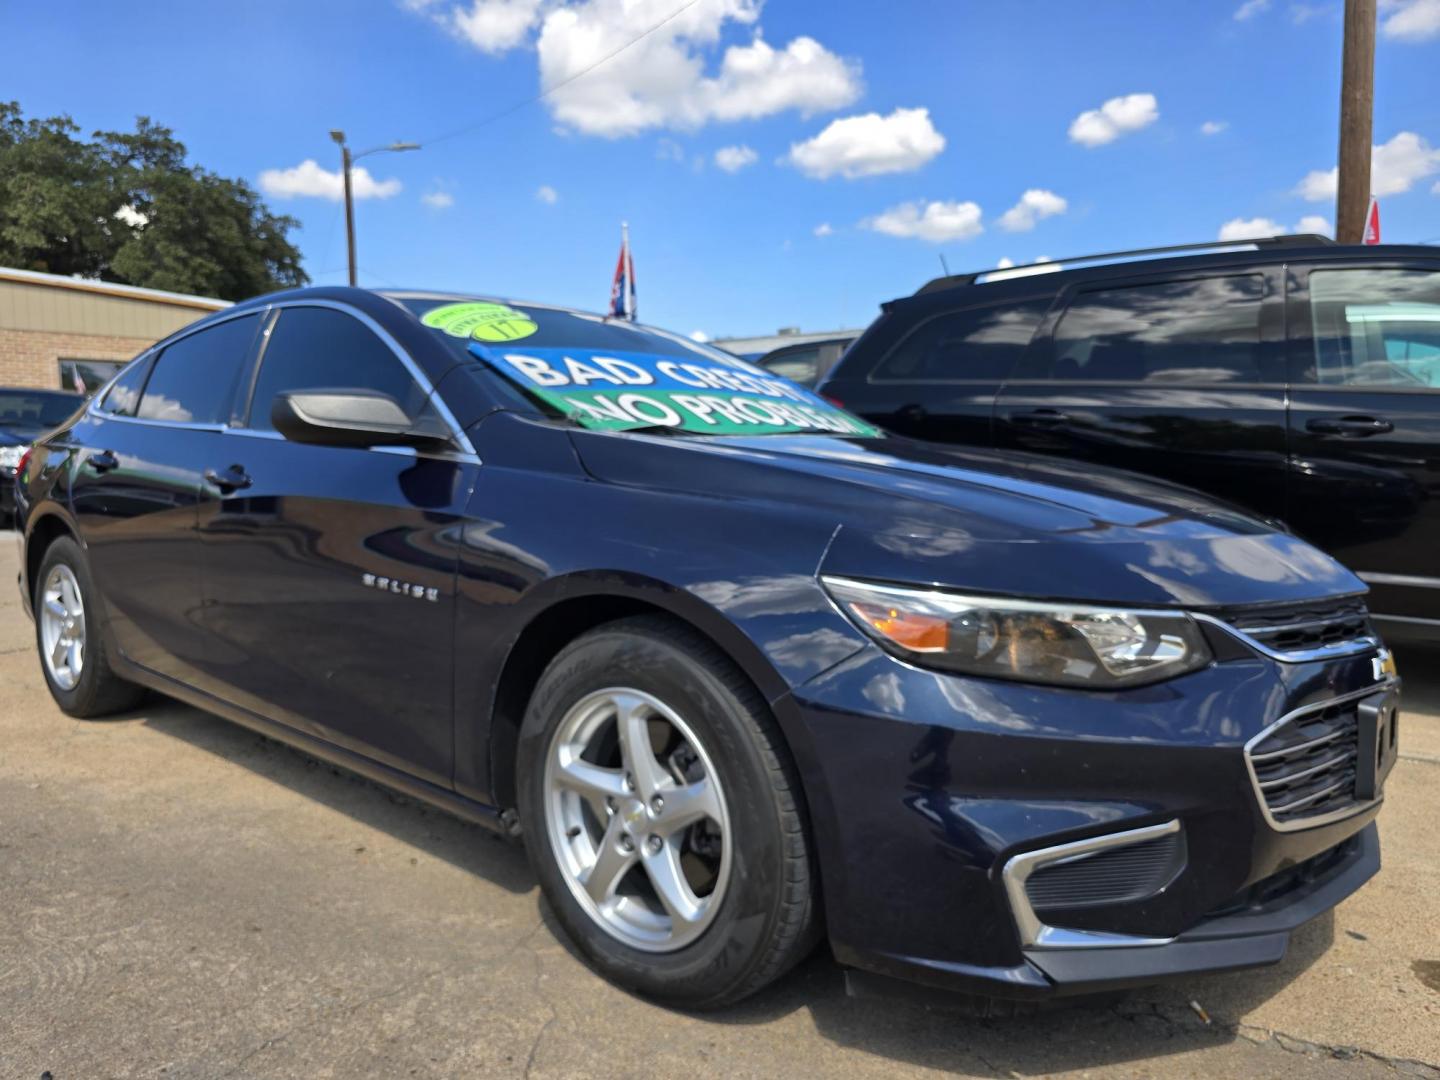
[1336,0,1376,244]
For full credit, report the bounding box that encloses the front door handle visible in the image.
[1010,408,1069,428]
[204,465,252,493]
[86,450,119,473]
[1306,415,1394,438]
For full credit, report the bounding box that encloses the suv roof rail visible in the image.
[914,234,1337,296]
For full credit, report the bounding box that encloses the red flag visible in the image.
[1363,197,1380,245]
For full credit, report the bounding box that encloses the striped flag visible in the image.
[609,222,636,322]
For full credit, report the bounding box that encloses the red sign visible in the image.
[1363,196,1380,245]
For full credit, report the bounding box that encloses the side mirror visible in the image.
[270,390,450,450]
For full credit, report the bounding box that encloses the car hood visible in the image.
[570,430,1364,609]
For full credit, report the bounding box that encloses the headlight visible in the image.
[822,576,1211,689]
[0,444,25,471]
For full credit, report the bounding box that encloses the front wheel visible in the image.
[516,615,819,1008]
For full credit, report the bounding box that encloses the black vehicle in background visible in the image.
[819,237,1440,644]
[0,388,83,519]
[755,335,856,388]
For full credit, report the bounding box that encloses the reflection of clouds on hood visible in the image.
[934,677,1035,732]
[1209,535,1306,584]
[138,394,192,422]
[862,672,907,714]
[767,628,863,676]
[690,574,820,617]
[1145,540,1211,578]
[874,523,975,558]
[1123,563,1214,606]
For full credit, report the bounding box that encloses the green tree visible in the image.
[0,103,307,300]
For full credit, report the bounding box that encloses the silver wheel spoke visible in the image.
[50,633,69,670]
[655,778,721,836]
[614,693,667,800]
[642,843,703,926]
[554,756,626,821]
[583,816,637,904]
[44,598,66,620]
[60,577,80,616]
[68,639,83,675]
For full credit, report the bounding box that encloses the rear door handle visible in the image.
[1305,415,1394,438]
[86,450,119,473]
[1010,408,1069,428]
[204,465,252,492]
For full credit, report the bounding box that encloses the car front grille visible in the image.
[1219,598,1375,659]
[1248,697,1367,826]
[1024,830,1185,912]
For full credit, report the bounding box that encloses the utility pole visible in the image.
[1335,0,1376,244]
[329,131,420,287]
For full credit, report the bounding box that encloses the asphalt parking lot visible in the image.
[1,543,1437,1080]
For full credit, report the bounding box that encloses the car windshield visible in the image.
[0,390,80,428]
[390,294,881,439]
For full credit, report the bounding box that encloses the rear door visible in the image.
[1285,262,1440,629]
[68,312,260,683]
[194,302,477,786]
[822,297,1051,444]
[994,268,1289,518]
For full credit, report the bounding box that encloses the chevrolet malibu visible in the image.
[16,286,1400,1010]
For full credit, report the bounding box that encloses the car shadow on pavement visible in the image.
[136,696,536,896]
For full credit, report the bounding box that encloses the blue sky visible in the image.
[5,0,1440,340]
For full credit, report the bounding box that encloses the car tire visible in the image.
[34,535,145,718]
[516,614,819,1008]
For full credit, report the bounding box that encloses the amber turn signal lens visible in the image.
[848,601,949,652]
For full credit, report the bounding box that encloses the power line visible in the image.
[417,0,705,149]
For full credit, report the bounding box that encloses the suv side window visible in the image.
[873,298,1049,382]
[99,355,154,417]
[1053,275,1265,384]
[761,346,822,386]
[1307,268,1440,388]
[136,314,260,424]
[246,306,438,433]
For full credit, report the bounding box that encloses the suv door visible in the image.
[994,269,1288,518]
[1285,262,1440,633]
[194,302,476,786]
[68,312,260,684]
[822,297,1051,443]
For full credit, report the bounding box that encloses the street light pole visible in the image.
[329,130,420,288]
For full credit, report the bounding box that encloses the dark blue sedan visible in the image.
[15,287,1399,1009]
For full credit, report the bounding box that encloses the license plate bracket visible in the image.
[1355,687,1400,801]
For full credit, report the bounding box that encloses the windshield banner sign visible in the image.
[470,345,881,437]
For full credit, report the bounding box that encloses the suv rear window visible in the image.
[1053,275,1266,384]
[873,299,1050,382]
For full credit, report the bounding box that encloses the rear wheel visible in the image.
[516,615,818,1008]
[34,536,144,717]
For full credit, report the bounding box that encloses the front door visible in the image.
[195,303,476,786]
[994,268,1290,519]
[1285,262,1440,629]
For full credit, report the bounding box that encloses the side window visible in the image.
[761,347,821,387]
[873,298,1049,382]
[1053,275,1266,384]
[99,356,153,417]
[247,307,434,432]
[136,315,260,424]
[1308,268,1440,388]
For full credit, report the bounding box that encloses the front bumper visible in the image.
[786,642,1392,999]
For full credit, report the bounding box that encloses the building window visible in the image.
[59,359,125,397]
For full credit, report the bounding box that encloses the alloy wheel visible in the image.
[542,687,733,953]
[40,564,86,691]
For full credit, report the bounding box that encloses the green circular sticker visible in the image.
[421,302,538,342]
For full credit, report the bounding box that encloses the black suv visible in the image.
[819,237,1440,644]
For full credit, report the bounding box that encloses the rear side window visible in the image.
[247,306,432,431]
[761,347,821,386]
[100,357,152,417]
[1053,275,1266,384]
[137,315,259,424]
[873,299,1049,382]
[1308,268,1440,388]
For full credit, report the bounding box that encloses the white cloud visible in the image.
[863,200,983,243]
[689,330,711,342]
[997,189,1067,232]
[421,190,455,209]
[1068,93,1159,148]
[258,159,402,201]
[1234,0,1271,19]
[813,222,834,237]
[1217,214,1333,240]
[1295,131,1440,200]
[785,106,945,180]
[656,138,686,162]
[113,204,149,228]
[1381,0,1440,40]
[996,256,1015,268]
[535,184,559,204]
[449,0,545,53]
[1290,2,1329,23]
[530,1,860,138]
[1296,214,1333,235]
[714,144,758,172]
[1201,120,1229,136]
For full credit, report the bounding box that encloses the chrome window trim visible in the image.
[1002,819,1183,950]
[1190,611,1380,663]
[1242,679,1399,834]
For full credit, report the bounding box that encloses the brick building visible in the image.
[0,266,229,394]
